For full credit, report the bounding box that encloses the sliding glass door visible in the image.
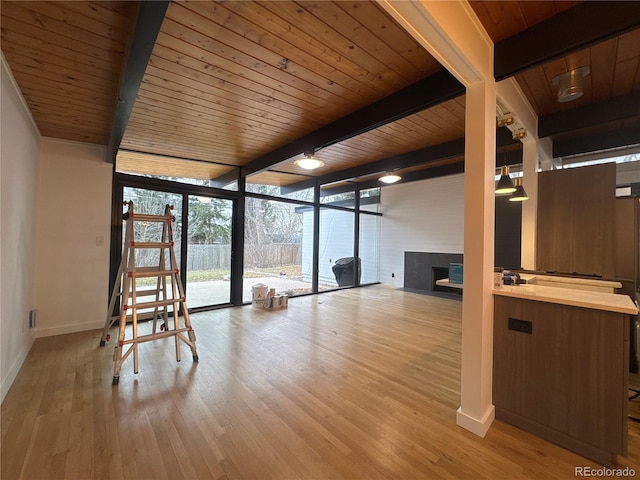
[186,195,233,308]
[119,184,236,311]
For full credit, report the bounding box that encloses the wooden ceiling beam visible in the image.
[106,1,169,163]
[553,126,640,158]
[225,70,464,180]
[539,92,640,138]
[495,2,640,80]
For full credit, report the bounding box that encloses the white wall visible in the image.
[1,58,40,401]
[34,139,112,337]
[379,174,465,287]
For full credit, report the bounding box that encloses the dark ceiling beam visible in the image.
[106,1,169,163]
[539,92,640,138]
[221,70,464,181]
[281,127,520,194]
[341,163,467,194]
[316,143,522,196]
[280,138,465,195]
[210,167,240,188]
[553,126,640,158]
[495,2,640,80]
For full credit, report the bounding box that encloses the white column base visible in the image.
[456,404,495,438]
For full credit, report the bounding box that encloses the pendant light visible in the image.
[495,165,516,194]
[509,177,529,202]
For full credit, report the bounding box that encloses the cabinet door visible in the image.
[493,296,628,454]
[564,306,627,453]
[493,297,570,430]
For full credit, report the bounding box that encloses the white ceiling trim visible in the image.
[376,0,492,87]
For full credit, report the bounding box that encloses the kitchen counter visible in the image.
[518,273,622,293]
[494,283,637,314]
[493,282,637,465]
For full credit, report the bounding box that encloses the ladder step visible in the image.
[130,268,177,278]
[127,288,167,297]
[130,241,172,248]
[129,213,172,222]
[128,298,184,310]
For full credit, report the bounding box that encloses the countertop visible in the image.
[518,273,622,289]
[494,283,638,314]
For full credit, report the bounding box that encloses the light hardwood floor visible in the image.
[3,285,640,479]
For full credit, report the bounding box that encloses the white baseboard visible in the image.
[34,320,104,339]
[1,334,35,404]
[456,404,495,438]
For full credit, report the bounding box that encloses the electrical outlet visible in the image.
[391,273,395,278]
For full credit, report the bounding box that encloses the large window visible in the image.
[115,175,381,311]
[243,196,313,301]
[118,183,236,312]
[318,208,356,289]
[359,213,381,284]
[186,195,233,308]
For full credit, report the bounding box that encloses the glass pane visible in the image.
[243,197,312,301]
[320,189,356,208]
[116,152,238,191]
[359,213,380,284]
[186,196,233,307]
[319,208,355,290]
[246,182,313,202]
[122,187,183,315]
[360,187,381,213]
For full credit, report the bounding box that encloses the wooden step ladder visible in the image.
[100,201,198,385]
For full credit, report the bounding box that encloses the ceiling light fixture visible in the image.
[552,67,590,103]
[379,172,401,184]
[294,152,324,170]
[495,165,516,194]
[508,177,529,202]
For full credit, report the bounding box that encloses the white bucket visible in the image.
[252,283,268,307]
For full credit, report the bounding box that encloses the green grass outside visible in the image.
[134,265,302,286]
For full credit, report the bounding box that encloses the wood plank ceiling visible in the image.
[0,1,138,144]
[119,0,460,186]
[2,1,640,189]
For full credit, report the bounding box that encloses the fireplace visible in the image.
[404,252,463,293]
[432,266,449,291]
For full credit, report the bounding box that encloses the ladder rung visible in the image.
[130,269,177,278]
[128,288,167,297]
[127,298,184,310]
[130,241,172,248]
[110,312,163,322]
[121,327,192,346]
[129,213,171,222]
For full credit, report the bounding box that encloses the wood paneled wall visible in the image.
[536,163,616,277]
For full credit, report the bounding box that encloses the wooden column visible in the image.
[458,80,497,436]
[377,0,496,437]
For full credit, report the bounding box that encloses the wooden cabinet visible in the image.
[536,163,616,278]
[493,295,629,464]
